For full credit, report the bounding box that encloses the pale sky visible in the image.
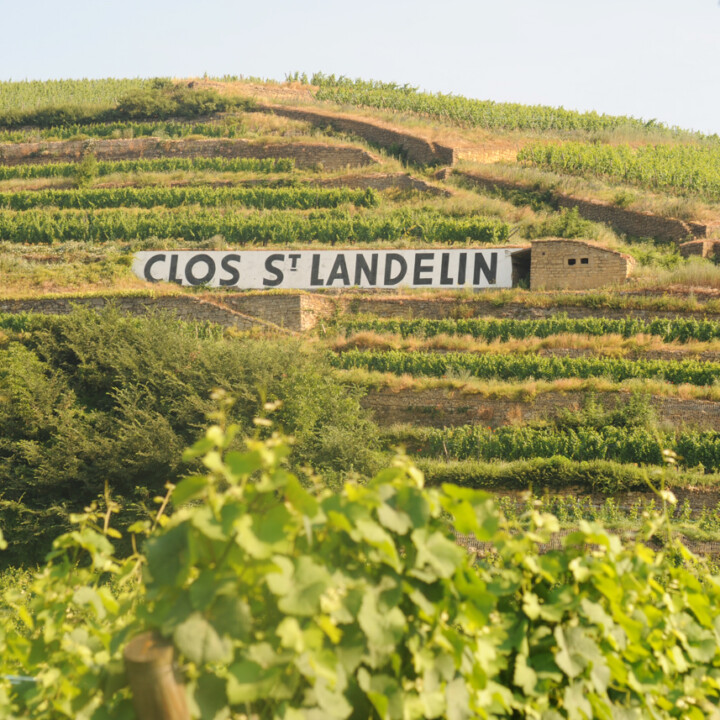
[1,0,719,134]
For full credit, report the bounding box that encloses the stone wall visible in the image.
[220,294,304,330]
[0,292,340,333]
[221,293,335,331]
[0,137,377,171]
[679,239,720,260]
[5,290,719,333]
[0,295,287,331]
[530,239,634,291]
[314,172,450,196]
[327,294,720,322]
[554,195,706,242]
[455,170,708,242]
[262,104,455,166]
[361,387,720,431]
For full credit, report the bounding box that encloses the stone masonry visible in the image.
[455,170,708,242]
[361,387,720,431]
[0,295,287,332]
[679,239,720,260]
[529,239,634,291]
[261,104,456,166]
[0,138,378,171]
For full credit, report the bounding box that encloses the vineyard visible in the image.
[0,185,379,211]
[333,313,720,343]
[0,118,250,144]
[0,155,294,179]
[3,75,720,719]
[385,420,720,470]
[310,74,687,136]
[0,206,510,245]
[518,140,720,200]
[331,347,720,385]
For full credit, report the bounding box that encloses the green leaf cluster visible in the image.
[2,422,720,718]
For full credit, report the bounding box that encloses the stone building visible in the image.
[529,239,635,291]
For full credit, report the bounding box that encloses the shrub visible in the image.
[73,152,98,188]
[0,308,380,564]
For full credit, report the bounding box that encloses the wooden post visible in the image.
[124,631,190,720]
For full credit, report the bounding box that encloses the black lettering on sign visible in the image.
[384,253,407,286]
[288,253,301,271]
[169,254,181,284]
[263,254,285,287]
[473,252,497,285]
[143,254,166,282]
[440,253,453,285]
[458,253,467,285]
[354,253,378,286]
[219,254,241,286]
[413,252,435,285]
[186,254,215,286]
[326,254,350,286]
[310,254,324,286]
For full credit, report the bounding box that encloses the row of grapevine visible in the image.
[0,119,248,144]
[314,79,680,135]
[0,186,378,211]
[0,207,510,245]
[334,314,720,343]
[0,78,155,113]
[332,348,720,385]
[0,156,294,180]
[518,141,720,199]
[388,423,720,470]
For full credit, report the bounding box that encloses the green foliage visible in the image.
[0,118,250,144]
[0,77,157,114]
[519,140,720,200]
[0,309,379,565]
[333,312,720,343]
[0,85,254,130]
[0,156,294,180]
[417,455,712,493]
[387,394,682,469]
[0,206,510,246]
[313,75,692,137]
[0,185,378,211]
[2,422,720,718]
[332,348,720,386]
[524,207,600,241]
[73,153,98,189]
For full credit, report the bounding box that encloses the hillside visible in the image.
[2,75,720,564]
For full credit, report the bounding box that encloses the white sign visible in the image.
[132,248,518,290]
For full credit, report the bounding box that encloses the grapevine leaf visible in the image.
[173,612,232,665]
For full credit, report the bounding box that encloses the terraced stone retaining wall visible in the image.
[0,295,282,331]
[455,170,708,242]
[263,104,455,166]
[328,294,720,322]
[0,138,377,170]
[361,388,720,431]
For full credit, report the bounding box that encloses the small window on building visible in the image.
[568,258,576,266]
[580,258,589,265]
